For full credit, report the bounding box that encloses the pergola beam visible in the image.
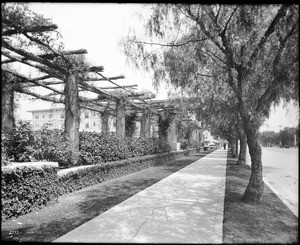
[2,24,58,36]
[2,50,64,80]
[2,40,67,74]
[2,49,88,64]
[84,75,125,82]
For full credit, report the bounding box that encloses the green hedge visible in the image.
[1,122,72,166]
[179,139,202,150]
[1,165,60,221]
[78,132,171,166]
[1,150,185,222]
[2,123,171,167]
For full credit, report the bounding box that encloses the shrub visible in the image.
[1,165,60,221]
[78,132,171,166]
[2,121,35,162]
[1,150,177,221]
[179,139,201,150]
[31,126,73,167]
[1,123,73,167]
[1,140,11,166]
[2,125,172,168]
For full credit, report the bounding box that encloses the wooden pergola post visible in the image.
[167,114,178,151]
[1,78,15,133]
[64,72,80,165]
[101,111,109,135]
[140,109,150,138]
[115,98,125,139]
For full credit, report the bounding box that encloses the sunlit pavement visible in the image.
[54,149,227,243]
[246,147,298,217]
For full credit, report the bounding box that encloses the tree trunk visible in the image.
[229,138,237,158]
[116,98,125,139]
[1,77,15,133]
[237,121,247,165]
[64,73,80,165]
[239,109,264,202]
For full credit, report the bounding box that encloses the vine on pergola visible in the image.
[2,3,167,164]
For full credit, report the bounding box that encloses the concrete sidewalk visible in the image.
[54,149,228,243]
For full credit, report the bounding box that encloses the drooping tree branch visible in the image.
[273,21,298,74]
[246,4,290,70]
[256,54,299,113]
[129,37,208,48]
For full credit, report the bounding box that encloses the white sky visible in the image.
[13,3,299,132]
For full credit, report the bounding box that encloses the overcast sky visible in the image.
[15,3,299,132]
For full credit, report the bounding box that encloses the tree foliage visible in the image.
[120,4,299,202]
[259,126,298,147]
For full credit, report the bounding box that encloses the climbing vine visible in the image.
[158,110,175,139]
[125,113,136,137]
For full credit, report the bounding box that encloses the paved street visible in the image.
[246,146,298,217]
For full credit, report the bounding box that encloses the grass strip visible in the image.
[222,151,298,243]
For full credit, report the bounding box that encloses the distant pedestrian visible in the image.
[223,143,226,150]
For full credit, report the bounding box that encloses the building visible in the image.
[27,107,116,133]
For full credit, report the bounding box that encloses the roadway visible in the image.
[246,146,298,217]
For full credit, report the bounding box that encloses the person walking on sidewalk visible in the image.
[223,143,226,150]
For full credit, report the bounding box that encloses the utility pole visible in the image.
[279,125,282,147]
[294,128,297,148]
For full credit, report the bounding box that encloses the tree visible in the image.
[278,127,296,147]
[259,130,278,146]
[121,4,299,202]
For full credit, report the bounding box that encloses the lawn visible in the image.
[222,152,298,243]
[1,149,216,242]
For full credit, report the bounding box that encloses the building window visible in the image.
[35,115,39,119]
[49,114,53,119]
[84,111,89,118]
[85,123,89,129]
[61,114,64,119]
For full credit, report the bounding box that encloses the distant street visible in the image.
[246,146,298,217]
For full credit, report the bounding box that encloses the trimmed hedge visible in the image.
[78,133,171,166]
[1,165,60,221]
[1,122,72,166]
[1,123,171,167]
[1,149,194,221]
[180,139,202,150]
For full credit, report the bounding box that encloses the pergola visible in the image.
[1,21,183,164]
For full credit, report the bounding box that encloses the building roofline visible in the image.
[27,108,65,113]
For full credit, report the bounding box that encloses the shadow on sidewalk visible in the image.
[2,149,217,242]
